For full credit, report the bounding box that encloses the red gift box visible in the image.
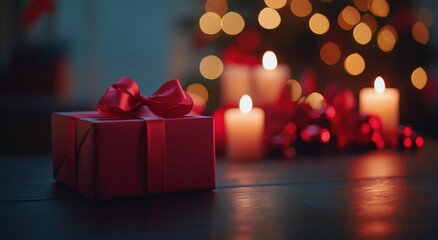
[51,78,215,200]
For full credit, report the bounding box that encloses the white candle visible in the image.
[221,64,251,106]
[253,51,290,105]
[225,95,265,160]
[359,76,400,147]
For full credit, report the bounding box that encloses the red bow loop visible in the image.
[98,77,193,118]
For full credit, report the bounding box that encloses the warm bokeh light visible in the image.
[205,0,228,16]
[262,51,278,70]
[353,0,368,12]
[199,12,222,35]
[368,0,390,17]
[290,0,312,17]
[187,83,209,103]
[411,67,428,90]
[309,13,330,35]
[341,6,361,27]
[199,55,224,80]
[258,7,281,29]
[288,79,302,102]
[320,42,341,65]
[412,21,429,45]
[239,94,252,113]
[374,76,385,93]
[353,22,372,45]
[344,53,365,76]
[377,25,398,52]
[338,12,354,31]
[418,7,434,28]
[362,13,378,33]
[221,12,245,35]
[305,92,325,109]
[264,0,287,9]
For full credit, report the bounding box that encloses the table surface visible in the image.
[1,140,438,240]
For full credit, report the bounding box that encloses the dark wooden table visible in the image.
[1,140,438,239]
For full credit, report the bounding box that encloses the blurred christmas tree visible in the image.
[185,0,437,136]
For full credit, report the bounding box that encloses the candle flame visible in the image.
[262,51,277,70]
[239,95,252,113]
[374,76,385,93]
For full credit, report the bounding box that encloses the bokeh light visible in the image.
[221,12,245,35]
[199,55,224,80]
[187,83,209,103]
[361,13,378,33]
[290,0,312,18]
[305,92,325,109]
[309,13,330,35]
[320,42,341,65]
[258,7,281,29]
[412,21,429,45]
[288,79,302,102]
[344,53,365,76]
[338,11,354,31]
[264,0,287,9]
[353,22,372,45]
[411,67,428,90]
[368,0,390,17]
[205,0,228,16]
[199,12,222,35]
[353,0,368,12]
[341,6,361,27]
[262,51,278,70]
[377,25,398,52]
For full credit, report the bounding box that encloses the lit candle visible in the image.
[359,76,400,147]
[253,51,290,105]
[225,95,265,160]
[221,64,251,105]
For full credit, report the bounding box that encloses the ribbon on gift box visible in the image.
[63,77,193,194]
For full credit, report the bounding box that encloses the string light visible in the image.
[353,22,372,45]
[290,0,312,17]
[258,7,281,29]
[221,12,245,35]
[344,53,365,76]
[412,21,429,45]
[199,12,222,35]
[309,13,330,35]
[320,42,341,65]
[199,55,224,80]
[411,67,428,90]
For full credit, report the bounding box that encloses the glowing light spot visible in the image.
[309,13,330,35]
[361,13,378,33]
[264,0,287,9]
[353,0,368,12]
[412,21,429,45]
[288,79,302,102]
[374,76,385,93]
[320,42,341,65]
[290,0,312,17]
[411,67,428,90]
[353,22,372,45]
[239,95,252,113]
[341,6,361,27]
[338,11,353,31]
[187,83,209,103]
[377,25,398,52]
[403,126,412,137]
[221,12,245,35]
[404,138,412,148]
[326,106,336,119]
[301,129,312,142]
[361,123,371,134]
[418,7,434,28]
[199,12,222,35]
[369,116,381,131]
[205,0,228,16]
[258,7,281,29]
[344,53,365,76]
[199,55,224,80]
[368,0,390,17]
[262,51,278,70]
[320,129,331,143]
[305,92,325,109]
[416,136,424,147]
[285,122,297,135]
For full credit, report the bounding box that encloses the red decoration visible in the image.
[52,78,215,200]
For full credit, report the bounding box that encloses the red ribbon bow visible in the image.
[98,77,193,118]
